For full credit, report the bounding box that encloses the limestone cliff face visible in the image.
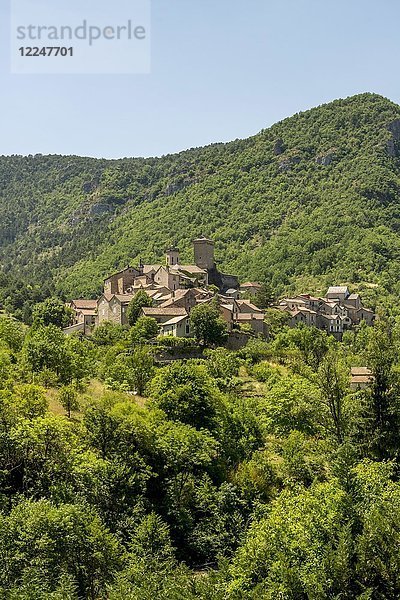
[387,119,400,157]
[273,138,285,155]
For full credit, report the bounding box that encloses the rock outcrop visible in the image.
[387,119,400,157]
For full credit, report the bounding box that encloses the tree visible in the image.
[92,322,129,346]
[271,325,332,370]
[130,346,155,395]
[317,350,350,444]
[127,291,153,326]
[203,347,241,391]
[0,316,26,352]
[229,482,352,598]
[22,325,74,384]
[263,308,290,339]
[190,304,228,347]
[130,316,159,344]
[32,298,73,329]
[13,383,48,419]
[0,499,122,599]
[59,383,80,418]
[253,283,274,309]
[359,320,400,460]
[149,361,221,430]
[262,374,322,436]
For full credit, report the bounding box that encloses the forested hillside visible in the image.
[2,92,400,319]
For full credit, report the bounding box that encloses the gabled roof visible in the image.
[142,264,162,274]
[351,367,372,376]
[172,265,208,275]
[98,293,113,303]
[326,286,349,295]
[78,308,97,316]
[104,266,139,281]
[240,282,262,288]
[281,297,307,305]
[161,315,189,326]
[237,299,263,313]
[146,287,172,298]
[356,307,374,314]
[142,307,188,317]
[299,294,320,301]
[71,299,97,310]
[113,294,135,304]
[236,313,265,321]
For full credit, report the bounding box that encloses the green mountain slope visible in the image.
[2,92,400,315]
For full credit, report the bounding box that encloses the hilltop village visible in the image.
[67,237,376,341]
[67,237,266,340]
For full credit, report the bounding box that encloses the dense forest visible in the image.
[0,300,400,598]
[2,93,400,320]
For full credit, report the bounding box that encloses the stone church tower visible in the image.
[166,246,180,267]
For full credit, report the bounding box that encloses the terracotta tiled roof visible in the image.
[326,286,349,295]
[171,265,207,275]
[237,299,263,313]
[78,308,97,316]
[350,367,374,384]
[71,299,97,310]
[142,307,188,317]
[114,295,135,304]
[161,315,189,326]
[236,313,265,321]
[240,282,262,288]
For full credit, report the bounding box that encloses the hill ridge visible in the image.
[1,92,400,319]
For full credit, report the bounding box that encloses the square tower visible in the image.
[193,237,215,270]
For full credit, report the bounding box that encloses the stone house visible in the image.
[69,299,97,332]
[317,313,352,338]
[97,294,134,326]
[239,282,262,297]
[235,313,266,336]
[104,267,141,295]
[325,286,350,302]
[160,288,211,313]
[160,315,192,338]
[289,308,318,328]
[236,299,263,315]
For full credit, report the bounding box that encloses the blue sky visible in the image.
[1,0,400,158]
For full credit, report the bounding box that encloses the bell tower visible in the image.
[166,245,180,267]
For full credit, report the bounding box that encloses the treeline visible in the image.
[0,297,400,597]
